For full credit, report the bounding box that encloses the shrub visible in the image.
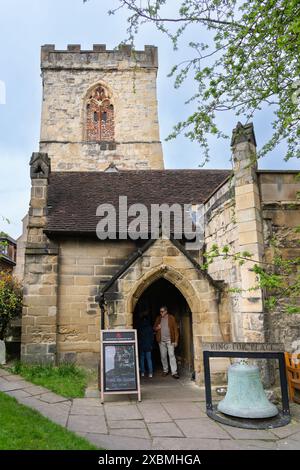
[0,272,22,340]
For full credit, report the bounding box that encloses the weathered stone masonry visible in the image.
[20,44,300,378]
[205,123,300,352]
[260,171,300,349]
[40,44,164,171]
[21,153,58,363]
[98,236,229,383]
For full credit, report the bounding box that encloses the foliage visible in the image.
[204,243,300,314]
[0,392,98,450]
[0,231,9,261]
[9,362,91,398]
[0,222,11,261]
[0,272,22,340]
[87,0,300,164]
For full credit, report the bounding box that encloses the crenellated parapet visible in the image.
[40,43,163,171]
[41,44,158,70]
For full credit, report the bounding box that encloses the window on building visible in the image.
[86,86,114,142]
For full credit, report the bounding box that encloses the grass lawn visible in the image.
[0,392,98,450]
[8,362,94,398]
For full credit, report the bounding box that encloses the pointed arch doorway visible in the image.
[133,278,194,378]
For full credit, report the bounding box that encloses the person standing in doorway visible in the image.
[154,306,179,379]
[137,311,154,378]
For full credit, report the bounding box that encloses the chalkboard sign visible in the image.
[100,329,141,403]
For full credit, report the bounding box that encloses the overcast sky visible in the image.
[0,0,298,239]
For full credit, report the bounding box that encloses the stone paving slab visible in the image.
[104,396,135,404]
[104,403,143,421]
[108,420,147,429]
[137,403,172,423]
[139,388,203,403]
[3,374,24,382]
[39,405,70,427]
[72,398,103,408]
[110,428,150,439]
[23,385,50,396]
[176,418,231,439]
[220,424,277,441]
[270,422,300,439]
[0,369,11,377]
[39,392,70,404]
[70,404,105,416]
[1,367,300,450]
[219,440,244,450]
[6,389,32,400]
[83,433,153,450]
[0,378,30,392]
[220,439,277,450]
[17,396,70,427]
[277,433,300,450]
[19,394,70,410]
[290,404,300,421]
[147,422,184,437]
[17,395,53,409]
[162,402,205,420]
[67,414,108,435]
[152,437,224,450]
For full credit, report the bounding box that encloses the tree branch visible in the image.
[121,0,240,27]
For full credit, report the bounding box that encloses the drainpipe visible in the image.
[98,294,106,331]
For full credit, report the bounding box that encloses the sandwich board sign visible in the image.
[100,329,141,403]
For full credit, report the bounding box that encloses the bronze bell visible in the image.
[217,362,278,419]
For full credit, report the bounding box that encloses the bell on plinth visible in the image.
[217,362,278,419]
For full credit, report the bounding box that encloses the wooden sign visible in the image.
[202,342,285,353]
[100,329,141,403]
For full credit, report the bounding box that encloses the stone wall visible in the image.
[233,131,265,343]
[40,45,164,171]
[102,237,229,384]
[259,171,300,350]
[204,178,237,342]
[57,238,136,366]
[205,123,267,344]
[21,154,59,364]
[204,133,300,353]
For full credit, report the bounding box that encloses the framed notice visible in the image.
[100,329,141,403]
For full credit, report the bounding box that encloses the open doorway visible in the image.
[133,278,194,379]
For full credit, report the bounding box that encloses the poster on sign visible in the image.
[100,330,141,403]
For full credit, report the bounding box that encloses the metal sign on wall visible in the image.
[100,329,141,403]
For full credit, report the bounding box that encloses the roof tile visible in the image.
[46,169,231,234]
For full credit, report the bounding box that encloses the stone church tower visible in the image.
[40,44,164,171]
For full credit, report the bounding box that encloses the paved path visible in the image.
[1,368,300,450]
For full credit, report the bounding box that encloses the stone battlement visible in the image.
[41,44,158,69]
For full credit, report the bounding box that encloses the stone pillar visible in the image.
[21,153,58,364]
[232,123,265,343]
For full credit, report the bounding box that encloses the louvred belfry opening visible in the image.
[86,86,114,141]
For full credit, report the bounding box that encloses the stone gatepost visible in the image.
[21,153,58,364]
[232,123,265,343]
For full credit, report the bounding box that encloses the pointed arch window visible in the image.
[86,86,114,141]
